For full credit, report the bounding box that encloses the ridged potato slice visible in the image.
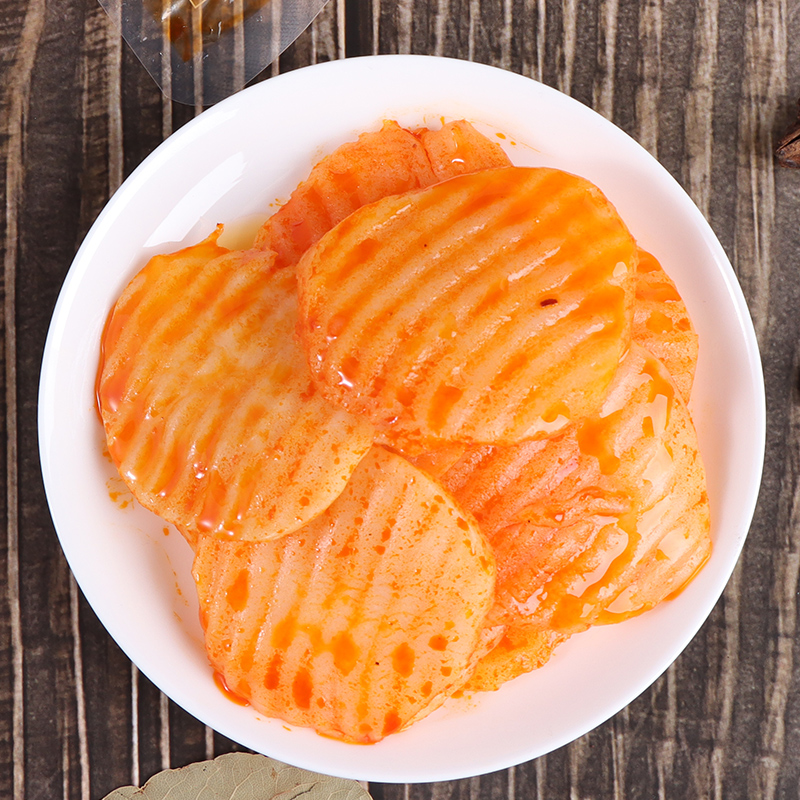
[438,345,710,689]
[418,119,512,180]
[193,446,496,743]
[253,119,512,270]
[253,120,436,267]
[97,231,374,545]
[298,167,638,447]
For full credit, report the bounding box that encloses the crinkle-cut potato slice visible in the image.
[253,120,436,268]
[253,119,510,270]
[438,345,711,690]
[298,166,638,447]
[633,248,698,402]
[418,119,512,180]
[193,446,496,743]
[97,230,374,545]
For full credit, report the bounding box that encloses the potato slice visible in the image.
[298,167,637,447]
[253,120,436,267]
[418,120,512,180]
[438,345,710,689]
[193,446,496,743]
[633,248,698,401]
[97,232,374,545]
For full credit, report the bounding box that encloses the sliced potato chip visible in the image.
[253,120,436,268]
[298,167,637,447]
[418,120,512,180]
[632,248,698,401]
[439,345,710,689]
[193,446,495,743]
[97,233,374,545]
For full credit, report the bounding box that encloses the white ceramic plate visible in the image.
[39,55,765,783]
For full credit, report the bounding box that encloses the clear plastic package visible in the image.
[99,0,331,105]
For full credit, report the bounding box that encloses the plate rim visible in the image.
[38,54,766,783]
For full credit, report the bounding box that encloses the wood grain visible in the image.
[1,0,799,797]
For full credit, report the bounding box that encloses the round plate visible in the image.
[38,55,765,783]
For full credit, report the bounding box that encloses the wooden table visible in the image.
[1,0,798,797]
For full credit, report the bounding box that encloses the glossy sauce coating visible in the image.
[436,345,710,690]
[297,166,637,447]
[97,231,374,546]
[632,248,699,402]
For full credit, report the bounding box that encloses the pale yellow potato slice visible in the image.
[297,166,637,448]
[193,446,496,742]
[97,231,374,545]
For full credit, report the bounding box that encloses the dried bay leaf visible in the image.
[102,753,371,800]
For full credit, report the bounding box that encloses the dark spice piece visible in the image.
[776,99,800,168]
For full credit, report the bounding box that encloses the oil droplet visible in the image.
[292,668,313,709]
[577,411,623,474]
[600,584,642,619]
[637,282,681,303]
[646,310,674,334]
[214,671,250,706]
[337,355,359,389]
[495,351,528,384]
[327,313,348,341]
[383,709,402,736]
[566,528,629,599]
[226,568,249,612]
[664,549,711,600]
[429,635,448,651]
[636,250,662,272]
[397,384,416,407]
[264,653,282,690]
[271,612,298,649]
[392,642,415,677]
[332,631,359,675]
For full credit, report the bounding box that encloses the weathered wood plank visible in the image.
[0,2,48,798]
